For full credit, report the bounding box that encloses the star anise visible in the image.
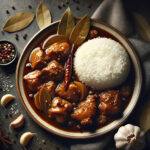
[0,130,11,150]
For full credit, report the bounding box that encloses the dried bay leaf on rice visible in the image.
[133,12,150,42]
[36,2,51,30]
[139,99,150,132]
[2,12,34,32]
[42,34,68,50]
[69,14,90,46]
[58,7,75,39]
[39,87,52,114]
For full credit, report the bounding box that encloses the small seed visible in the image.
[58,5,62,9]
[5,10,9,14]
[11,6,15,10]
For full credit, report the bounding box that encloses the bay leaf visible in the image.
[69,14,90,46]
[42,34,68,49]
[2,12,35,32]
[39,87,52,114]
[133,12,150,42]
[36,2,51,30]
[58,7,75,39]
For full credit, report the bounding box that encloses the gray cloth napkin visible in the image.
[70,0,150,150]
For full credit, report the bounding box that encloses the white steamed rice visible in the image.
[74,37,130,90]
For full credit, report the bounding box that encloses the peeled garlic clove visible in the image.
[20,132,34,147]
[1,94,15,107]
[10,114,24,128]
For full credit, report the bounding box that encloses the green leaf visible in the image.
[69,14,90,46]
[58,7,75,39]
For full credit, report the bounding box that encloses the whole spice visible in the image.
[2,12,35,32]
[0,130,11,149]
[58,7,75,39]
[36,2,51,30]
[11,6,15,10]
[5,10,9,14]
[64,44,75,89]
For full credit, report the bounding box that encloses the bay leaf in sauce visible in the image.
[39,87,52,114]
[42,35,68,50]
[69,14,90,46]
[58,7,75,39]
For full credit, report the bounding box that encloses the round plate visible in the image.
[16,19,142,139]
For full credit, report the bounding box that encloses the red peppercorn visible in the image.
[11,6,15,10]
[5,10,9,14]
[15,33,18,37]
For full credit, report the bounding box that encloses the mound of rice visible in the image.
[74,38,130,90]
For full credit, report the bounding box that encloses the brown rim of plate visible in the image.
[15,18,142,139]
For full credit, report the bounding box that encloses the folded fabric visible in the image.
[71,0,150,150]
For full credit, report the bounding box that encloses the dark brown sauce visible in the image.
[23,26,135,132]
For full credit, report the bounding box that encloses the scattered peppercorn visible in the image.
[76,6,79,10]
[15,33,19,40]
[11,6,15,10]
[61,2,65,7]
[28,5,32,9]
[58,5,62,9]
[9,114,12,118]
[15,133,18,138]
[5,10,9,14]
[88,4,92,9]
[5,114,8,119]
[23,33,28,40]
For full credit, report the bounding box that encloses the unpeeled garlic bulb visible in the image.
[114,124,145,150]
[10,114,24,128]
[1,94,15,107]
[20,132,34,147]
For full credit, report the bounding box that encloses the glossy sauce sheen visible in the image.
[23,26,135,132]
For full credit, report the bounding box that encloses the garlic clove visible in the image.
[116,140,128,149]
[20,132,34,147]
[10,114,24,128]
[114,132,127,141]
[133,126,141,137]
[1,94,15,107]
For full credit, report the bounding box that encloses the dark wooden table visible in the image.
[0,0,149,150]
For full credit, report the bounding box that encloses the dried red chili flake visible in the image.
[11,6,15,10]
[5,10,9,14]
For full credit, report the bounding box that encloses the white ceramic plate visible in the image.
[16,19,142,139]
